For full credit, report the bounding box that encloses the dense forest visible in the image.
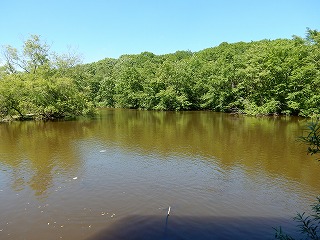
[0,29,319,120]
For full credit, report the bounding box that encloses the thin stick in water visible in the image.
[167,206,171,216]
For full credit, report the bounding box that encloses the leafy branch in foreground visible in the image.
[299,121,320,160]
[274,226,295,240]
[274,197,320,240]
[274,121,320,239]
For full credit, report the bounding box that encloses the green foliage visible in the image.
[154,86,191,110]
[28,76,95,119]
[3,35,50,74]
[300,121,320,159]
[1,29,320,119]
[68,28,319,116]
[0,35,94,121]
[274,227,295,240]
[0,74,95,120]
[274,121,320,239]
[274,197,320,240]
[0,75,28,118]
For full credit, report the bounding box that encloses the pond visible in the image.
[0,109,319,240]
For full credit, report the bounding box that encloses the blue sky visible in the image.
[0,0,319,63]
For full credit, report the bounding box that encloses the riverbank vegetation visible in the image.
[0,35,95,120]
[1,29,319,120]
[274,121,320,240]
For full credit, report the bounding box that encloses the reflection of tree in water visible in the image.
[0,109,319,196]
[93,109,319,190]
[0,120,95,198]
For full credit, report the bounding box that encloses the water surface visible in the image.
[0,109,319,239]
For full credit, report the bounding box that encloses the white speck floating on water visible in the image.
[99,150,106,153]
[167,206,171,216]
[73,177,78,180]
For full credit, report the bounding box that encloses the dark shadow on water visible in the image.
[87,215,301,240]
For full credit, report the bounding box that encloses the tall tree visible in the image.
[3,35,50,74]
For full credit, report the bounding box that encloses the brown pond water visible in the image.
[0,109,319,240]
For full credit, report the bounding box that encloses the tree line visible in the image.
[0,29,319,120]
